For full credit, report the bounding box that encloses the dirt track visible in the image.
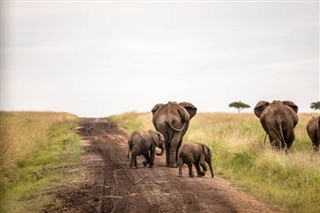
[50,118,277,213]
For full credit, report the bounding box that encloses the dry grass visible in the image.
[0,111,77,173]
[0,111,80,213]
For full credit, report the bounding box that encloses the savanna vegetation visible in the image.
[310,101,320,110]
[1,110,319,212]
[0,112,82,213]
[229,101,251,113]
[110,112,320,213]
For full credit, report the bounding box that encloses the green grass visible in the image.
[109,112,320,213]
[0,112,82,213]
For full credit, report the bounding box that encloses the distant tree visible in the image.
[229,101,250,113]
[310,101,320,110]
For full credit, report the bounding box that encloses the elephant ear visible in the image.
[254,101,270,118]
[152,131,164,146]
[179,102,197,119]
[202,144,211,160]
[282,101,298,113]
[151,103,164,115]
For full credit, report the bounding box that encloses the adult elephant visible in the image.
[254,100,298,150]
[307,116,320,151]
[151,101,197,167]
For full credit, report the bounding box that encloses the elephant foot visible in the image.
[189,173,195,178]
[197,172,205,177]
[178,173,182,177]
[149,165,155,168]
[129,165,136,169]
[169,162,177,168]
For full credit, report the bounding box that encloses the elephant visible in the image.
[127,130,165,168]
[178,142,214,178]
[254,100,299,150]
[307,116,320,151]
[151,101,197,167]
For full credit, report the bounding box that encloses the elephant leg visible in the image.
[195,162,204,177]
[283,131,295,149]
[200,161,207,174]
[142,153,150,167]
[130,154,137,168]
[165,142,170,167]
[188,164,195,177]
[134,156,138,168]
[311,132,319,151]
[269,132,281,149]
[271,139,281,150]
[178,157,184,177]
[149,149,156,168]
[169,141,179,167]
[175,141,182,163]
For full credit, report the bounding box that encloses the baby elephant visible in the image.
[128,130,165,168]
[307,116,320,151]
[178,142,214,178]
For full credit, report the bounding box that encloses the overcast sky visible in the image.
[1,1,319,117]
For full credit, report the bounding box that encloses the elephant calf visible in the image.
[307,116,320,151]
[128,130,164,168]
[178,142,214,178]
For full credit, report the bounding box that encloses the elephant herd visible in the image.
[127,100,320,178]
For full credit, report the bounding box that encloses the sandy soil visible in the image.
[47,118,278,213]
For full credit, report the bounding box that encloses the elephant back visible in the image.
[152,102,191,131]
[259,101,298,128]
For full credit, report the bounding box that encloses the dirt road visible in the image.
[51,118,277,213]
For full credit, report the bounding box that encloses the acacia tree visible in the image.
[229,101,250,113]
[310,101,320,110]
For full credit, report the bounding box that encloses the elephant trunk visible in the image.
[156,146,164,156]
[208,161,214,178]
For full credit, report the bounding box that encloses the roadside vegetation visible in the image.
[110,112,320,213]
[0,112,82,213]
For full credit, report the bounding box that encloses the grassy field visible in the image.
[0,112,82,213]
[110,112,320,213]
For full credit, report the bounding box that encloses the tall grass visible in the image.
[0,111,81,212]
[110,112,320,212]
[0,111,77,173]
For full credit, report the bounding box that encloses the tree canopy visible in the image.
[229,101,250,113]
[310,102,320,110]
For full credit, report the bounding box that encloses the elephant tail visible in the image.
[275,117,287,149]
[166,120,185,132]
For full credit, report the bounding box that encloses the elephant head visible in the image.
[254,100,299,149]
[150,130,165,156]
[151,101,197,167]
